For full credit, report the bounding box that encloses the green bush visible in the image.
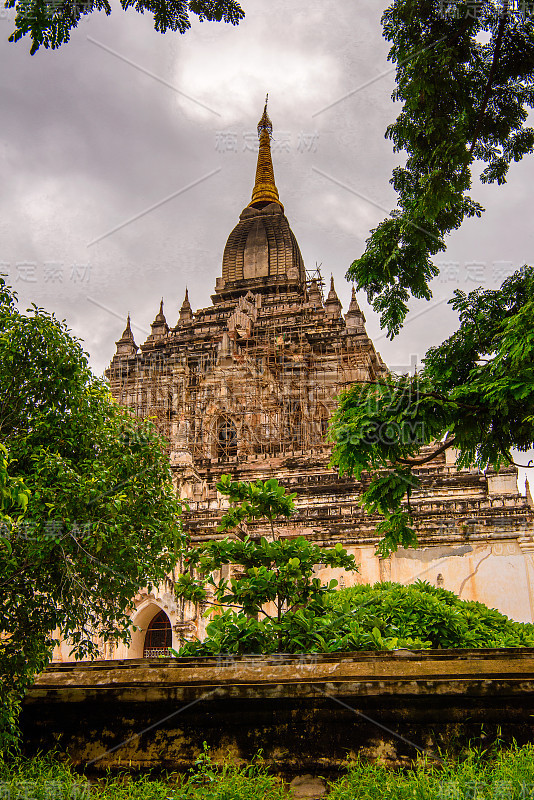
[326,580,534,649]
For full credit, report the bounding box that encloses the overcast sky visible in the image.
[2,0,533,483]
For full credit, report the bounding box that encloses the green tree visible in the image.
[174,475,359,655]
[348,0,534,337]
[330,266,534,556]
[331,1,534,556]
[6,0,244,55]
[0,277,183,754]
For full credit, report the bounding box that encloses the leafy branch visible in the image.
[6,0,245,54]
[348,0,534,336]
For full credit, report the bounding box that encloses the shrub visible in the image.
[326,580,534,649]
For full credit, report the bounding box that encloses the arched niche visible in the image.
[128,602,174,659]
[316,404,330,441]
[216,416,238,459]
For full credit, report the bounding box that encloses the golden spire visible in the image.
[248,94,283,211]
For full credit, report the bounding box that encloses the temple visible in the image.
[54,102,534,660]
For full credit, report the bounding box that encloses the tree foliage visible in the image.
[330,266,534,556]
[348,0,534,336]
[0,278,183,754]
[175,475,359,655]
[6,0,244,55]
[215,473,297,540]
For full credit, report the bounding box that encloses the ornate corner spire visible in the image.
[147,298,169,342]
[326,274,340,303]
[154,298,166,323]
[348,285,362,313]
[308,278,323,308]
[325,274,342,320]
[115,313,138,356]
[345,285,367,333]
[527,477,533,509]
[123,313,134,340]
[248,95,283,211]
[178,287,193,325]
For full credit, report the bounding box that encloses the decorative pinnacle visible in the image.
[180,287,192,312]
[154,298,167,324]
[257,93,273,137]
[326,274,341,305]
[121,313,134,340]
[348,285,363,315]
[249,95,283,211]
[179,286,193,324]
[116,312,137,352]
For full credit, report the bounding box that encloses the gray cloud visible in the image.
[1,0,532,483]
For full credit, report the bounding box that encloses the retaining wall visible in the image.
[22,649,534,778]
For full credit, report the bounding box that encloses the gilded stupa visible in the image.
[220,97,304,288]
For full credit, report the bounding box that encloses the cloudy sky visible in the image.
[2,0,533,482]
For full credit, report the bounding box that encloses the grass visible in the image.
[2,742,534,799]
[328,743,534,799]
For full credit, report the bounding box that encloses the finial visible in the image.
[181,287,191,309]
[326,274,341,309]
[178,286,193,324]
[160,298,164,313]
[308,278,322,307]
[122,313,134,339]
[526,477,533,508]
[346,284,366,329]
[249,95,282,210]
[348,285,362,315]
[257,94,273,138]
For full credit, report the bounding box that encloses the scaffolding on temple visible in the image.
[106,266,383,465]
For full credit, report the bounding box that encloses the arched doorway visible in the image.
[143,610,172,658]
